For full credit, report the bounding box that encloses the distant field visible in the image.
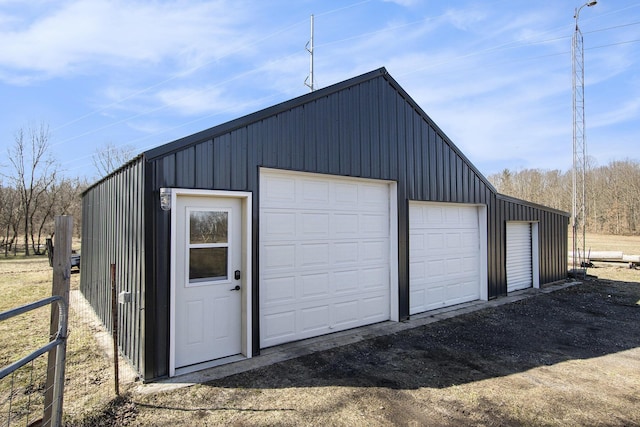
[575,234,640,283]
[584,233,640,254]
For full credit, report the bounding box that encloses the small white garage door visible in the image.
[506,222,533,292]
[409,202,481,314]
[259,169,392,348]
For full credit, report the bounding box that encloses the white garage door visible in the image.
[506,222,532,292]
[409,202,481,314]
[259,169,391,348]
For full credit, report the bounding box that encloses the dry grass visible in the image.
[581,233,640,283]
[585,232,640,254]
[0,255,132,426]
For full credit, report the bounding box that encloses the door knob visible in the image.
[230,285,241,291]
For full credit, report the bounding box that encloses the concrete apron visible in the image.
[137,280,580,395]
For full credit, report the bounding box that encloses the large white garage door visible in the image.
[506,222,533,292]
[409,202,481,314]
[259,169,391,348]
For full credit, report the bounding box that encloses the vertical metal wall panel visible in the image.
[195,140,214,188]
[80,157,146,378]
[494,196,569,293]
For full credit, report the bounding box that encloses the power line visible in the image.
[52,0,375,137]
[587,38,640,50]
[48,3,640,170]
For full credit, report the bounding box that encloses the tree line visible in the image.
[488,159,640,236]
[1,123,134,257]
[2,122,638,257]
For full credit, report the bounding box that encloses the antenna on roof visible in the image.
[304,14,315,92]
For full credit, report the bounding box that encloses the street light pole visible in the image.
[571,0,596,278]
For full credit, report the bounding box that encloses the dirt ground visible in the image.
[82,267,640,427]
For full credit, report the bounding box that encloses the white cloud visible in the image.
[155,85,234,116]
[592,98,640,128]
[0,0,254,81]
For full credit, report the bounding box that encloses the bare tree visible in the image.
[30,177,83,254]
[28,177,81,254]
[0,182,21,256]
[4,122,59,256]
[488,160,640,236]
[92,142,136,178]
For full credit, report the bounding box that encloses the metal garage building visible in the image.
[81,67,569,381]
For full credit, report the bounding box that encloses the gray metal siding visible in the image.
[80,157,146,378]
[92,68,567,380]
[496,196,569,291]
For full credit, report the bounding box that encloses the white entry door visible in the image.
[174,195,242,369]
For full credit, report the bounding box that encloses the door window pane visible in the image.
[190,211,228,244]
[187,209,231,285]
[189,247,228,282]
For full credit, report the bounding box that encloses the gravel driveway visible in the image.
[89,277,640,426]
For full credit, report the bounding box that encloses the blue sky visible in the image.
[1,0,638,181]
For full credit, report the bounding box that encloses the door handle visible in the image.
[230,285,241,291]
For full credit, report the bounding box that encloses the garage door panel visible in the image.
[362,240,388,262]
[426,259,445,277]
[262,293,388,346]
[262,176,296,204]
[410,202,481,315]
[301,243,330,267]
[263,244,296,270]
[333,214,359,235]
[301,180,329,203]
[262,276,296,304]
[410,288,425,307]
[334,270,360,294]
[445,233,462,249]
[462,231,479,248]
[260,170,391,348]
[507,222,533,292]
[426,232,445,250]
[333,301,359,326]
[301,306,330,332]
[263,212,296,238]
[335,183,358,202]
[361,266,389,290]
[263,311,296,341]
[361,214,388,236]
[333,243,359,264]
[301,213,330,236]
[409,233,425,253]
[264,241,387,275]
[362,295,388,319]
[301,273,330,299]
[462,256,480,273]
[409,260,425,280]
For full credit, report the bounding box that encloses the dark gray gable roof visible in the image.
[143,66,497,194]
[144,68,389,161]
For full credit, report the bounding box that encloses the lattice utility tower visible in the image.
[571,1,597,276]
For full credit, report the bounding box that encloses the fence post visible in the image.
[43,216,72,426]
[111,263,120,396]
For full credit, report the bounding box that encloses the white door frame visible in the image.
[168,188,252,377]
